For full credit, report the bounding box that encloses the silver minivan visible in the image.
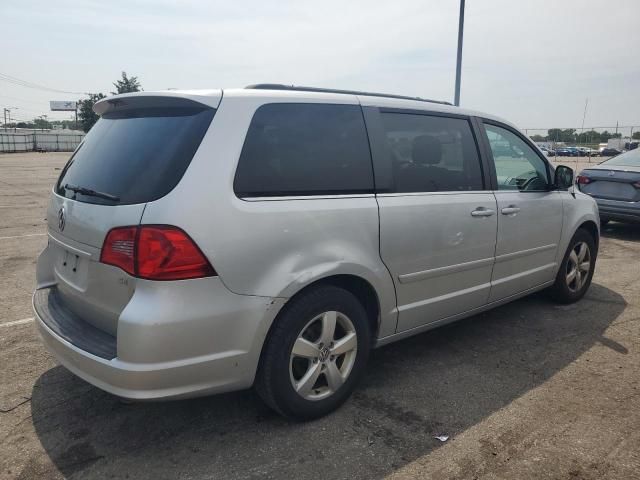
[34,85,600,419]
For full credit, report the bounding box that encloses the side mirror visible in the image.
[554,165,574,190]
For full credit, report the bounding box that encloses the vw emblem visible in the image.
[319,346,330,362]
[608,171,615,176]
[58,207,66,231]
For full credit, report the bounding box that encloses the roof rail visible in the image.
[245,84,452,106]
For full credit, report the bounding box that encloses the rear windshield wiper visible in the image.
[64,183,121,202]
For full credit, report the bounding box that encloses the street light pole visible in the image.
[454,0,466,106]
[581,98,588,131]
[3,107,17,130]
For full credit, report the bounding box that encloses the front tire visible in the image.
[549,229,597,304]
[256,285,371,420]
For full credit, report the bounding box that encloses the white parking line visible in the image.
[0,233,46,240]
[0,204,44,207]
[0,317,34,328]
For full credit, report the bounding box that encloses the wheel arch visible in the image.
[554,195,601,275]
[253,273,383,390]
[276,274,382,342]
[577,220,600,250]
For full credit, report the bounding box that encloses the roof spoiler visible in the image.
[94,91,222,116]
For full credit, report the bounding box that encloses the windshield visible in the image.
[602,148,640,167]
[56,106,215,205]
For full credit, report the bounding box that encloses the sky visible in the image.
[2,0,639,133]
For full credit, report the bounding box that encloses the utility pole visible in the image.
[454,0,465,106]
[3,108,16,130]
[581,98,588,131]
[579,98,588,146]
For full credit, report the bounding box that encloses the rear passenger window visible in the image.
[234,103,373,197]
[380,113,484,193]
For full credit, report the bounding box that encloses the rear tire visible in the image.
[549,229,597,304]
[255,285,371,420]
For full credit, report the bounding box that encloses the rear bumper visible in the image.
[596,199,640,223]
[33,280,286,400]
[34,288,117,360]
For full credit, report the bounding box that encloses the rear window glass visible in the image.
[234,103,373,197]
[56,107,215,205]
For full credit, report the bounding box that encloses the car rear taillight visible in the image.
[100,227,136,275]
[100,225,216,280]
[137,226,215,280]
[576,175,592,185]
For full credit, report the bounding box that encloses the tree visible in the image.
[530,134,547,142]
[76,72,143,132]
[33,117,52,130]
[576,130,601,145]
[112,71,142,94]
[50,120,77,130]
[547,128,576,143]
[78,93,106,132]
[600,131,621,142]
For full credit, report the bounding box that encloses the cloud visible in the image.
[2,0,639,127]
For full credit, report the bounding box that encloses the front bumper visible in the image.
[33,279,286,400]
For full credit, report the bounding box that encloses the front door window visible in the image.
[485,124,549,191]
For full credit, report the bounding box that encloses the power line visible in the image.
[0,72,82,94]
[0,72,84,95]
[0,94,50,106]
[3,117,33,123]
[0,104,50,114]
[0,95,49,106]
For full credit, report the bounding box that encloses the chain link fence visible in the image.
[0,131,84,153]
[522,126,638,149]
[522,126,639,165]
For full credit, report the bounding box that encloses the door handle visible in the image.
[501,205,521,215]
[471,207,495,217]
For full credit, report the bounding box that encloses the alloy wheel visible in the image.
[566,241,591,292]
[289,311,358,401]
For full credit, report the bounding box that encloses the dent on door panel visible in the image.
[378,192,498,332]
